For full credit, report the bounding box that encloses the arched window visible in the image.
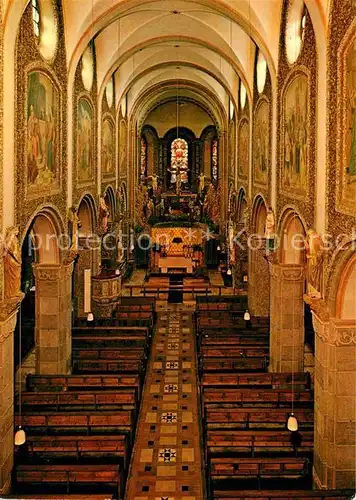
[32,0,40,38]
[171,138,188,183]
[140,137,147,180]
[211,139,218,182]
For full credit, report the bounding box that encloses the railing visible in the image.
[124,284,226,298]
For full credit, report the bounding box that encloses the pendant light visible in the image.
[87,312,94,322]
[15,304,26,446]
[227,268,232,276]
[287,206,299,433]
[244,310,251,321]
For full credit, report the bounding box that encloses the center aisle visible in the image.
[125,308,205,500]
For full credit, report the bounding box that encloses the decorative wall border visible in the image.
[276,1,317,231]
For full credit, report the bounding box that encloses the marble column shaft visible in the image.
[33,263,73,374]
[269,263,305,372]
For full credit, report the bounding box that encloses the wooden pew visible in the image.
[200,335,269,347]
[16,411,134,437]
[72,336,148,349]
[201,373,311,390]
[16,464,122,500]
[203,388,313,408]
[17,435,129,469]
[19,389,138,412]
[72,326,149,336]
[210,456,310,482]
[72,358,143,374]
[201,358,268,373]
[27,374,141,392]
[204,408,314,430]
[212,491,356,500]
[5,496,114,499]
[72,346,146,360]
[200,347,269,358]
[206,430,314,456]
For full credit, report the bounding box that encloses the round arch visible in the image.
[236,187,247,223]
[251,195,268,237]
[77,193,97,236]
[21,206,65,265]
[278,207,307,265]
[327,240,356,319]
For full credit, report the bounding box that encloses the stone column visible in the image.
[33,263,73,374]
[248,241,270,317]
[0,297,22,494]
[313,311,356,489]
[269,263,305,372]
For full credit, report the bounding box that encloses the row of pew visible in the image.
[14,297,156,500]
[196,296,352,500]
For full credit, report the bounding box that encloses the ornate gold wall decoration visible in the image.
[72,40,98,208]
[15,0,67,234]
[276,1,317,229]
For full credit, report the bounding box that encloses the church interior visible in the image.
[0,0,355,498]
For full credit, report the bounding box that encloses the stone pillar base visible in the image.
[313,312,356,489]
[34,263,73,375]
[269,263,305,372]
[0,296,23,493]
[248,242,270,317]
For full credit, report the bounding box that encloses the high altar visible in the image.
[150,224,205,274]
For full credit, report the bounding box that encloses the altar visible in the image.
[158,256,193,274]
[150,224,206,274]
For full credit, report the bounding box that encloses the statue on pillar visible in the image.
[68,206,81,251]
[264,206,276,252]
[305,228,324,298]
[176,171,182,196]
[198,172,205,194]
[3,226,22,300]
[99,196,110,235]
[151,174,158,193]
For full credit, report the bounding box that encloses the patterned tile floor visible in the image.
[125,308,204,500]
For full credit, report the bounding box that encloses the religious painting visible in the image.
[102,118,115,178]
[26,71,60,190]
[77,98,94,184]
[340,36,356,209]
[253,99,269,186]
[229,120,236,180]
[282,73,308,195]
[238,120,249,179]
[119,119,127,177]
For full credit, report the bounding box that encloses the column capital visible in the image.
[33,262,74,281]
[269,262,305,281]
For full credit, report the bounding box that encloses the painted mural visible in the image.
[238,120,249,179]
[282,74,308,195]
[77,98,94,183]
[253,100,269,186]
[343,37,356,206]
[26,72,59,189]
[102,118,115,177]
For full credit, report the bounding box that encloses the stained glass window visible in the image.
[171,138,188,184]
[32,0,40,38]
[285,0,306,64]
[140,138,147,180]
[257,50,267,94]
[212,139,218,182]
